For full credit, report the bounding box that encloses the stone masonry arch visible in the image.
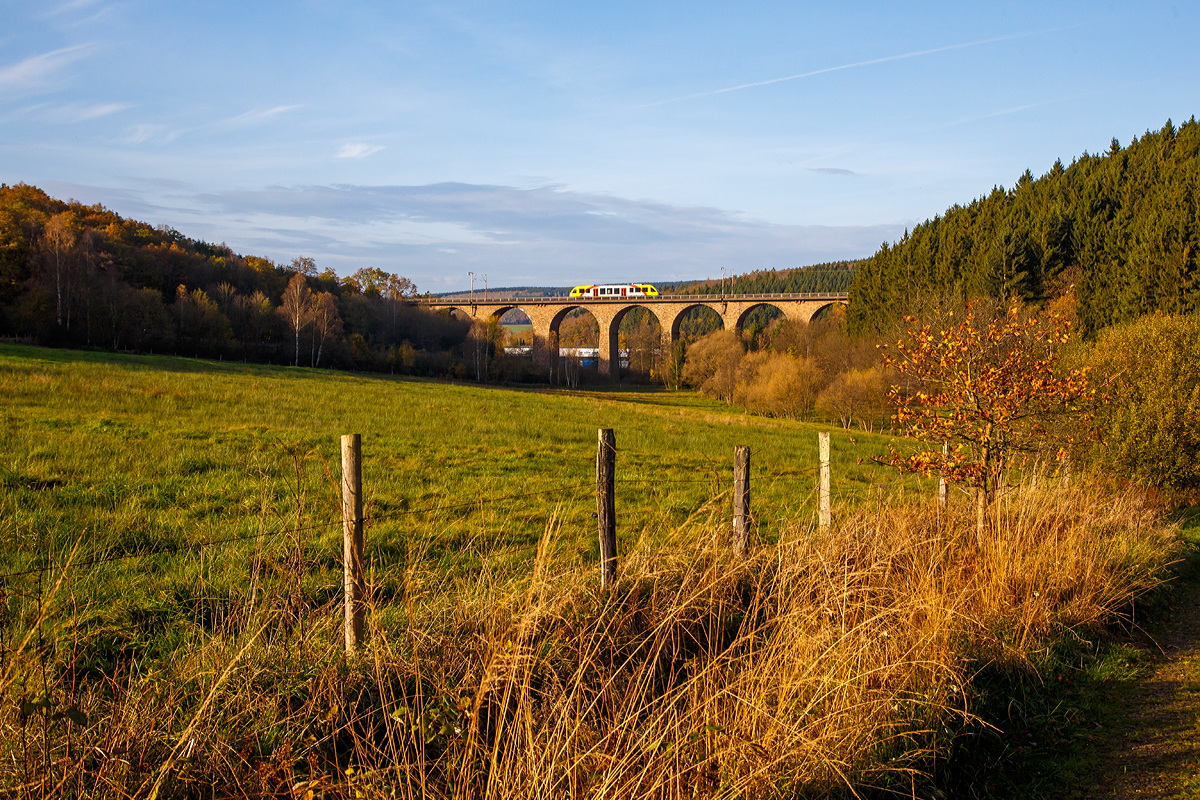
[805,300,844,322]
[733,302,786,332]
[668,304,725,342]
[608,305,664,380]
[547,304,602,375]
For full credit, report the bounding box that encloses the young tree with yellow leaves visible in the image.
[881,304,1096,543]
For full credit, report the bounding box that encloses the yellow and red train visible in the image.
[568,284,660,299]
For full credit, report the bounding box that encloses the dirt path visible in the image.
[1084,578,1200,798]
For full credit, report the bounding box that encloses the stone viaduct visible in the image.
[417,293,848,381]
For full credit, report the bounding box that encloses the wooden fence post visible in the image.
[732,445,751,558]
[818,432,831,533]
[597,429,617,588]
[938,441,948,511]
[341,434,364,653]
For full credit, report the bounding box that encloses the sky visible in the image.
[2,1,1197,292]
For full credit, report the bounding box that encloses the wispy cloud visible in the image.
[220,104,302,127]
[119,123,177,144]
[0,100,129,125]
[72,102,129,120]
[336,143,385,159]
[808,167,857,176]
[944,102,1044,128]
[46,0,106,15]
[629,28,1077,111]
[44,0,118,28]
[42,102,128,124]
[0,43,95,94]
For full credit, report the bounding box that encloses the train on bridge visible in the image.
[568,284,660,299]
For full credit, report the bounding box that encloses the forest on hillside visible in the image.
[668,261,856,296]
[848,118,1200,337]
[0,184,470,374]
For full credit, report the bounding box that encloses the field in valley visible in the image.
[0,342,908,597]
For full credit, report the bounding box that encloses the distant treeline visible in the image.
[848,118,1200,337]
[0,184,470,374]
[666,262,857,296]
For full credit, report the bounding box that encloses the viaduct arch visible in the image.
[421,293,847,381]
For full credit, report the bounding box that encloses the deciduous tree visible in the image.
[817,366,891,431]
[683,330,744,404]
[290,256,317,277]
[309,291,343,367]
[881,304,1095,542]
[279,273,313,367]
[44,211,77,327]
[733,351,823,419]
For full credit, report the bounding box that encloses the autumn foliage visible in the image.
[881,304,1096,534]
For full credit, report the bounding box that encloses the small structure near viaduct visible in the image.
[417,292,848,380]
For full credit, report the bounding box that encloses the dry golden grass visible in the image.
[0,479,1176,799]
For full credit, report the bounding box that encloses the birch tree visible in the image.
[280,273,313,367]
[309,291,342,367]
[45,212,77,327]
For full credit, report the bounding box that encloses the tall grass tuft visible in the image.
[0,480,1175,798]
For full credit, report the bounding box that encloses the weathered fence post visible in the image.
[818,432,831,533]
[938,441,949,511]
[597,428,617,588]
[732,445,751,558]
[341,434,364,653]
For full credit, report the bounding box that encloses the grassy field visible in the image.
[0,342,912,596]
[0,343,1179,799]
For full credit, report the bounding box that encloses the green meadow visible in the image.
[0,343,911,640]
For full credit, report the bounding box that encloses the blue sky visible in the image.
[2,1,1197,292]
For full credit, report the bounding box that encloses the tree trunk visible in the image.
[55,244,62,327]
[975,423,993,547]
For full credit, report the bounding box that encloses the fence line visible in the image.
[0,434,837,584]
[0,480,590,582]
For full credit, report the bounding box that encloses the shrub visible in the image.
[733,351,823,419]
[682,329,744,403]
[1085,313,1200,491]
[817,365,892,431]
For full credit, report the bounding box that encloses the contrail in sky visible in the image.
[628,28,1075,111]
